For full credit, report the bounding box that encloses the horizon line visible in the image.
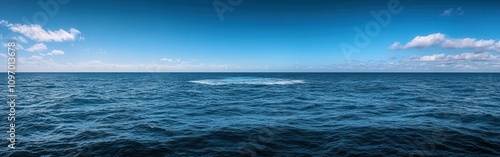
[2,71,500,73]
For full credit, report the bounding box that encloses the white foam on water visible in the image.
[189,77,305,85]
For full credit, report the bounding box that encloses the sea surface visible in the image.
[1,73,499,156]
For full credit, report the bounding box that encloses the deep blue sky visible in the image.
[1,0,500,72]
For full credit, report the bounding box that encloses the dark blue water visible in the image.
[1,73,499,156]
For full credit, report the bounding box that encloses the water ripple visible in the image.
[0,73,498,156]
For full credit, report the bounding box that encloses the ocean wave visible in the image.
[189,77,305,85]
[5,125,498,156]
[1,73,498,156]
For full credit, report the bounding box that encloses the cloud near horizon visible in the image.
[389,33,500,52]
[413,52,498,62]
[387,33,500,71]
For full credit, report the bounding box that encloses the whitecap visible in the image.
[189,77,305,85]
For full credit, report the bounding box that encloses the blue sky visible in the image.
[1,0,500,72]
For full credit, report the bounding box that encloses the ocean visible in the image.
[1,73,499,156]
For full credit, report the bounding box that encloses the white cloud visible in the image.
[390,33,500,52]
[388,42,401,50]
[441,38,499,51]
[9,58,241,72]
[0,53,7,58]
[1,20,81,42]
[440,8,454,16]
[26,43,47,52]
[407,33,446,48]
[389,33,446,49]
[13,36,28,43]
[440,7,464,16]
[7,57,500,72]
[160,58,169,61]
[415,52,498,62]
[90,60,103,64]
[30,55,43,60]
[418,53,446,61]
[160,58,180,62]
[47,49,65,55]
[447,52,497,61]
[2,42,24,50]
[0,20,10,26]
[323,52,500,72]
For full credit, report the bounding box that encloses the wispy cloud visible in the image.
[30,55,44,60]
[413,52,498,62]
[47,49,65,55]
[389,33,500,52]
[11,54,499,72]
[324,52,500,71]
[11,57,239,72]
[2,42,24,50]
[0,20,81,42]
[440,7,464,16]
[26,43,48,52]
[440,8,454,16]
[13,36,28,43]
[160,58,180,63]
[96,49,106,54]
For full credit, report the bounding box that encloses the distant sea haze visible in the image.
[1,73,499,156]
